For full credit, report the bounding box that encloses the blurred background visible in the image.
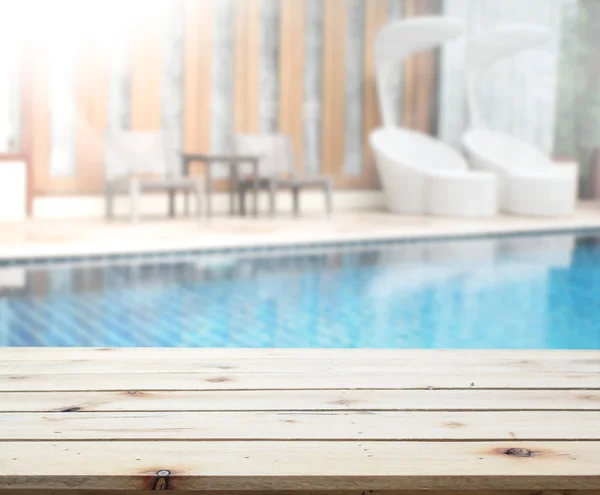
[0,0,598,217]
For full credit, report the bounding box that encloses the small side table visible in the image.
[181,154,261,219]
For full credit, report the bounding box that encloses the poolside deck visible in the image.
[0,349,599,493]
[1,203,600,260]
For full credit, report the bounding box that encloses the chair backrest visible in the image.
[374,16,465,127]
[232,134,295,178]
[370,127,467,173]
[104,130,174,181]
[462,129,550,172]
[465,24,551,129]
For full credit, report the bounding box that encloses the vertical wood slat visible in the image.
[130,6,163,131]
[19,41,34,214]
[233,0,261,134]
[321,0,346,181]
[402,0,417,128]
[233,0,247,133]
[278,0,305,171]
[362,0,388,188]
[413,0,436,133]
[30,44,51,195]
[183,0,212,164]
[75,39,109,193]
[245,0,261,133]
[402,0,436,133]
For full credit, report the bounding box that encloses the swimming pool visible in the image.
[0,231,599,349]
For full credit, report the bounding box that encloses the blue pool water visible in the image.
[0,231,599,348]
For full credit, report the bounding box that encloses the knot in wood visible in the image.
[505,448,532,458]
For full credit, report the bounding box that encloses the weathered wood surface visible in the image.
[0,349,598,492]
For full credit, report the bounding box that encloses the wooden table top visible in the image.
[0,348,599,493]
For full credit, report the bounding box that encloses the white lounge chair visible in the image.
[371,17,497,218]
[104,130,204,223]
[461,24,578,217]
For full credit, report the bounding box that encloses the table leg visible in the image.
[229,163,236,216]
[206,166,213,220]
[252,162,259,217]
[168,189,175,218]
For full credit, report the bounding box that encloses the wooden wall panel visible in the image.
[361,0,388,189]
[233,0,261,134]
[183,0,212,159]
[130,8,163,131]
[22,0,444,199]
[402,0,436,133]
[321,0,347,182]
[278,0,305,171]
[402,0,417,129]
[30,48,53,195]
[245,0,261,133]
[75,39,109,193]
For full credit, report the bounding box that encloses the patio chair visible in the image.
[370,127,497,217]
[104,130,204,223]
[232,134,333,217]
[370,16,498,218]
[461,24,578,216]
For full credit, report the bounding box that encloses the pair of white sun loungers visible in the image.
[370,17,577,218]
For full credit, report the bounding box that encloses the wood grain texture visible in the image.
[0,491,596,495]
[1,371,598,391]
[183,0,212,156]
[244,0,261,133]
[2,355,599,374]
[233,0,261,133]
[2,389,598,413]
[278,0,305,172]
[362,0,388,188]
[1,348,598,361]
[320,0,347,180]
[402,0,436,133]
[2,349,600,491]
[401,0,417,127]
[2,410,599,441]
[1,441,599,490]
[74,37,109,193]
[130,7,163,131]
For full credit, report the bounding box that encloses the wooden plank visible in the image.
[362,0,387,188]
[0,347,598,362]
[0,491,596,495]
[1,410,599,441]
[1,389,597,413]
[412,0,436,133]
[278,0,305,171]
[1,491,597,495]
[19,40,35,215]
[233,0,247,133]
[129,6,163,130]
[74,38,109,193]
[183,0,212,159]
[1,441,599,490]
[244,0,261,132]
[0,491,597,495]
[2,356,600,374]
[320,0,346,180]
[401,0,416,127]
[0,371,598,391]
[233,0,261,133]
